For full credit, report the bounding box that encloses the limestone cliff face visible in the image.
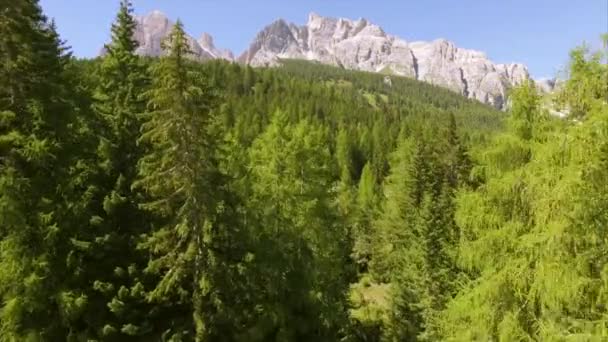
[239,13,543,108]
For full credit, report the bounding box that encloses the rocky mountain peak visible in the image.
[196,32,234,60]
[307,12,327,27]
[102,10,554,108]
[266,19,295,38]
[239,13,550,109]
[199,32,215,48]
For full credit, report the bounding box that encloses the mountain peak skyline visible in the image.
[40,0,606,79]
[125,10,537,109]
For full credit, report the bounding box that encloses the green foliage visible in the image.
[134,21,239,341]
[557,43,608,118]
[66,1,156,338]
[241,110,352,341]
[438,37,608,341]
[0,0,88,339]
[351,163,378,272]
[5,1,607,341]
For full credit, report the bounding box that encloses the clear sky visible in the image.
[39,0,607,78]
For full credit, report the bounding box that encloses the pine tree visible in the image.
[95,0,146,129]
[410,139,434,205]
[370,120,391,179]
[416,182,459,341]
[134,21,230,340]
[368,129,463,340]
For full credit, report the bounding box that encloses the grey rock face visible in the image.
[130,11,233,61]
[198,32,234,60]
[240,13,536,109]
[237,19,307,65]
[239,13,417,76]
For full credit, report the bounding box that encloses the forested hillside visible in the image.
[1,1,607,341]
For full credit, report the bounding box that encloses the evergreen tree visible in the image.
[445,113,473,188]
[370,131,463,341]
[353,162,377,272]
[0,0,83,339]
[134,21,232,340]
[335,127,356,216]
[70,0,154,338]
[371,138,425,341]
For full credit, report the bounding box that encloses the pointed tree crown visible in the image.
[106,0,139,56]
[163,20,192,60]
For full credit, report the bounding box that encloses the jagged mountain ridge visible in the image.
[239,13,537,109]
[120,11,551,108]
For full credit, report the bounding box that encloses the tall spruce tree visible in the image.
[70,0,154,338]
[134,21,238,341]
[368,128,465,341]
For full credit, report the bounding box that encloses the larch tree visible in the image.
[245,110,352,341]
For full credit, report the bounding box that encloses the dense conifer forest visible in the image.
[1,1,607,341]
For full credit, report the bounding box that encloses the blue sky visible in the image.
[40,0,607,78]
